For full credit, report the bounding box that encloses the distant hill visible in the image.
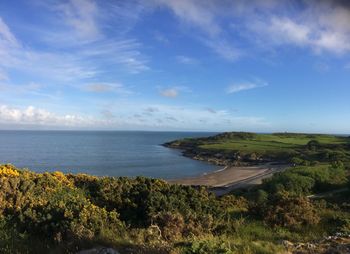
[164,132,350,167]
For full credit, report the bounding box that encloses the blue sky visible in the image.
[0,0,349,133]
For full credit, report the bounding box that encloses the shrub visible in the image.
[152,211,185,241]
[261,192,320,229]
[306,140,321,151]
[262,172,315,195]
[0,164,20,177]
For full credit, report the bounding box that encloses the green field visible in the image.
[165,132,350,165]
[200,133,347,152]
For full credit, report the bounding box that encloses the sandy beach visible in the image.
[169,163,289,188]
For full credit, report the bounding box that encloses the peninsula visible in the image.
[164,132,350,190]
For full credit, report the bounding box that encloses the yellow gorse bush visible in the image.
[0,164,20,177]
[52,171,73,186]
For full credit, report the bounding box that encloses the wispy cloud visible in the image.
[0,81,60,100]
[153,0,241,61]
[250,16,350,54]
[0,1,149,87]
[0,17,19,47]
[154,0,221,36]
[0,69,8,81]
[203,38,241,61]
[155,0,350,58]
[227,80,268,94]
[85,83,132,94]
[176,55,198,64]
[55,0,100,41]
[124,103,269,131]
[77,39,149,72]
[92,101,269,131]
[244,2,350,55]
[0,17,20,67]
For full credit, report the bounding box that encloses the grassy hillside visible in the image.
[0,162,349,254]
[164,132,350,166]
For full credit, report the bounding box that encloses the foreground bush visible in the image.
[0,167,126,248]
[260,191,320,228]
[0,164,349,253]
[0,165,236,252]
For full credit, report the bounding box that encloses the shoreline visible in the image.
[168,163,289,194]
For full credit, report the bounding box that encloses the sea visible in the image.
[0,130,220,179]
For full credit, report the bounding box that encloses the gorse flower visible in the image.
[0,164,20,177]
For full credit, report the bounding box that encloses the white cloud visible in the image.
[227,81,267,94]
[254,16,350,54]
[247,3,350,55]
[267,17,310,46]
[0,102,269,131]
[0,104,97,127]
[160,88,179,98]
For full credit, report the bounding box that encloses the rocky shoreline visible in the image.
[163,140,268,167]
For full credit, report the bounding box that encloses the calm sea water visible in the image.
[0,131,220,179]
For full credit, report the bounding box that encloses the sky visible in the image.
[0,0,349,133]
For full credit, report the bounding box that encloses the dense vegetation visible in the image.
[164,132,350,167]
[1,132,350,253]
[0,162,349,253]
